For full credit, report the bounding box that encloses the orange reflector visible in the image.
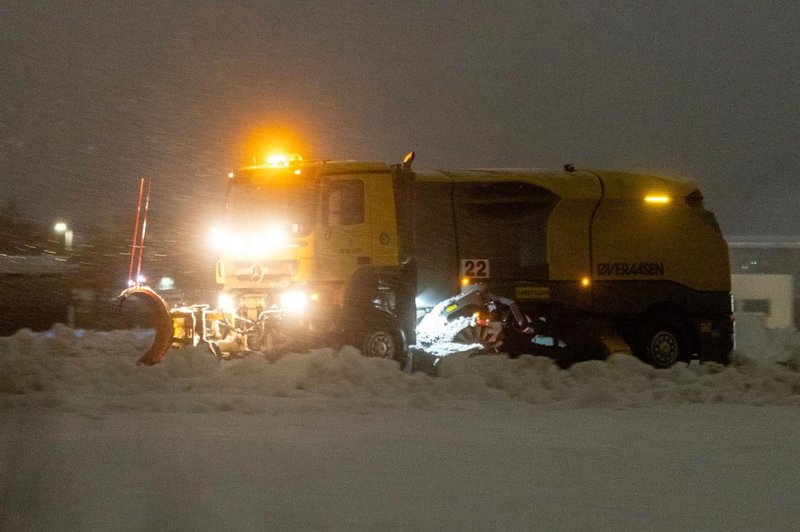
[581,276,591,287]
[644,195,671,204]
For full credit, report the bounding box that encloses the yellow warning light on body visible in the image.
[644,195,672,204]
[580,276,591,288]
[461,277,470,286]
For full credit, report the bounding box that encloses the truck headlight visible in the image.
[265,226,288,247]
[279,290,308,314]
[218,293,236,313]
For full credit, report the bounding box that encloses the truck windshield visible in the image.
[225,182,317,236]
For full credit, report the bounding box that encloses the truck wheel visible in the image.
[637,315,690,368]
[362,328,401,361]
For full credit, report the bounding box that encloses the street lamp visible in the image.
[54,221,73,253]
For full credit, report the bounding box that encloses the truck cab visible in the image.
[212,156,414,359]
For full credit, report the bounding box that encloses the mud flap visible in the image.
[114,286,174,365]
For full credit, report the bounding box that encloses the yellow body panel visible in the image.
[416,168,727,293]
[365,172,400,267]
[591,172,729,292]
[419,169,600,282]
[221,161,728,297]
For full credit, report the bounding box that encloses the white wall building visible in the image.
[731,273,794,330]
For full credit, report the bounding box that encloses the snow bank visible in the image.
[734,313,800,364]
[2,325,800,414]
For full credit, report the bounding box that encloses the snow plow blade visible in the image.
[114,286,174,365]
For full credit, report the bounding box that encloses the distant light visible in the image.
[54,222,73,252]
[228,172,235,179]
[461,277,470,286]
[158,276,175,291]
[581,276,591,288]
[644,195,672,204]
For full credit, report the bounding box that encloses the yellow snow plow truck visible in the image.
[118,153,733,369]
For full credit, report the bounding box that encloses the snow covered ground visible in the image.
[2,324,800,530]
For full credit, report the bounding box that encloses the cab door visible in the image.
[316,176,371,283]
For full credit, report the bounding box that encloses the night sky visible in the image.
[1,0,798,238]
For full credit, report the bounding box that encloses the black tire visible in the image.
[362,328,403,361]
[637,315,691,368]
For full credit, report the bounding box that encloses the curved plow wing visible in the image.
[114,286,174,365]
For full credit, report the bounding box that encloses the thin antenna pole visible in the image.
[128,178,145,284]
[135,177,152,284]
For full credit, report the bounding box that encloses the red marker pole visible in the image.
[135,177,152,285]
[128,178,145,284]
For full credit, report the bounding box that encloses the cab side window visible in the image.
[327,180,364,226]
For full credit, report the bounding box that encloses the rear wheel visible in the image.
[637,315,690,368]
